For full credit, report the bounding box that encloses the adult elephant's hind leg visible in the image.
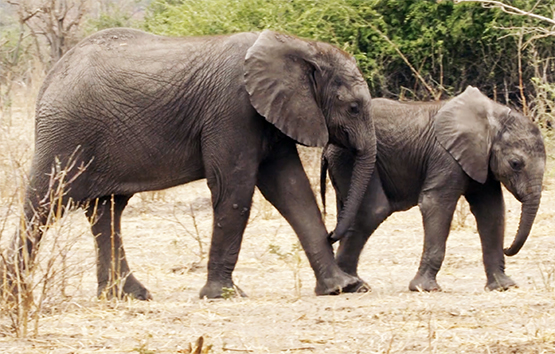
[257,142,364,295]
[5,186,62,299]
[85,195,152,300]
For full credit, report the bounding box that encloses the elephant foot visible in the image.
[97,274,152,301]
[485,273,517,291]
[409,274,442,292]
[315,272,369,295]
[199,280,247,299]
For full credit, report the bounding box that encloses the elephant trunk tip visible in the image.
[503,244,522,257]
[503,247,518,257]
[327,226,347,245]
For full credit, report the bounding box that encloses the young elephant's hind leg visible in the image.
[85,195,152,300]
[410,191,459,292]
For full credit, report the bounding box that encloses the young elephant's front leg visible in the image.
[411,191,459,292]
[257,142,365,295]
[332,168,391,278]
[465,180,516,291]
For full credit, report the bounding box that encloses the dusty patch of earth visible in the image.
[1,95,555,353]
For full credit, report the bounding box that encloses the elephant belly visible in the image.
[102,143,206,195]
[51,132,206,200]
[377,164,422,212]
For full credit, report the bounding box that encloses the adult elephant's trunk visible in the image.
[504,192,542,256]
[328,147,375,244]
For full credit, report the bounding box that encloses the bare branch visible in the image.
[55,0,69,22]
[8,0,89,67]
[25,24,46,66]
[455,0,555,27]
[65,0,87,33]
[20,8,42,23]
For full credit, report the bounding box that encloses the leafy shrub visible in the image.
[144,0,555,121]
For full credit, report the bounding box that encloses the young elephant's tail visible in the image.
[320,148,329,216]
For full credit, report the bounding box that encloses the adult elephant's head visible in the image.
[244,30,375,240]
[434,86,546,256]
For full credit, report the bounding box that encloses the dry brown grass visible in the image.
[1,86,555,353]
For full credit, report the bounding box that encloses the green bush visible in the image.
[85,0,152,34]
[144,0,553,103]
[124,1,548,124]
[144,0,381,81]
[367,0,555,103]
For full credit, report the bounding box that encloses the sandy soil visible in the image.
[1,95,555,353]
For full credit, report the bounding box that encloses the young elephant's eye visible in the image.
[348,102,360,115]
[509,159,524,171]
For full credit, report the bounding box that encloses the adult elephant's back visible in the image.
[33,29,260,200]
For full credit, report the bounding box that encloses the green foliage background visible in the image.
[143,0,555,122]
[2,0,554,123]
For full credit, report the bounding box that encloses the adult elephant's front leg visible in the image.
[199,146,259,299]
[465,181,516,291]
[257,142,364,295]
[411,191,459,292]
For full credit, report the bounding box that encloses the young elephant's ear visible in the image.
[433,86,496,183]
[244,30,328,147]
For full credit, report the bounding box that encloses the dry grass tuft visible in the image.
[451,198,473,231]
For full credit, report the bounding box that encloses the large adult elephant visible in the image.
[7,28,376,299]
[322,86,545,292]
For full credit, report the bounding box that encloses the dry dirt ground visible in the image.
[1,92,555,353]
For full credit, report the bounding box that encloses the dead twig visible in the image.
[455,0,555,27]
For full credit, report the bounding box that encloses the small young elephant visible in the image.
[322,86,546,292]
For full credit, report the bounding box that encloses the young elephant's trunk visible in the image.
[328,148,375,243]
[504,192,541,256]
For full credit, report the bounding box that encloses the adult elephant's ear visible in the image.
[244,30,328,147]
[433,86,495,184]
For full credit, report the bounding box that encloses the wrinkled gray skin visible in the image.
[9,29,376,299]
[322,87,545,292]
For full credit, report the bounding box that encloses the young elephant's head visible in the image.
[244,30,375,239]
[434,86,546,256]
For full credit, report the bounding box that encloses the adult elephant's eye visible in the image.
[348,102,360,115]
[509,159,524,171]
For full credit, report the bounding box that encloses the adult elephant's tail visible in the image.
[320,150,329,216]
